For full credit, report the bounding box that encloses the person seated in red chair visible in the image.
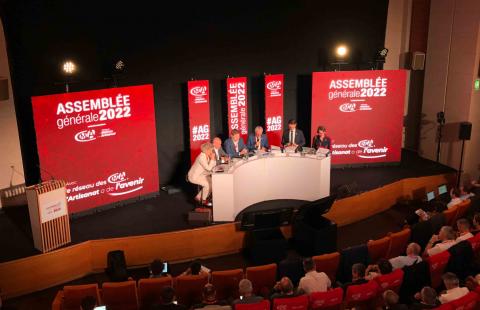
[232,279,264,305]
[311,126,332,151]
[455,218,474,242]
[151,286,187,310]
[383,290,408,310]
[149,259,170,278]
[270,277,299,299]
[447,188,463,209]
[181,259,211,278]
[193,284,231,310]
[411,286,441,309]
[342,263,368,291]
[297,257,331,294]
[438,272,469,304]
[389,242,422,270]
[364,258,393,281]
[424,226,457,257]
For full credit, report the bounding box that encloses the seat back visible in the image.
[386,228,411,259]
[309,287,343,310]
[211,269,244,300]
[374,269,404,293]
[102,280,138,310]
[246,264,277,296]
[450,291,478,309]
[63,284,101,310]
[138,277,173,308]
[345,280,379,308]
[367,236,391,263]
[174,274,209,307]
[312,252,340,282]
[468,233,480,252]
[443,206,459,226]
[272,294,309,310]
[455,199,471,221]
[426,250,451,288]
[235,300,271,310]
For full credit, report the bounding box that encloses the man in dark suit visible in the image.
[281,119,306,147]
[212,137,227,165]
[247,126,270,152]
[224,129,248,157]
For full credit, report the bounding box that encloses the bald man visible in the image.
[271,277,297,299]
[212,137,227,165]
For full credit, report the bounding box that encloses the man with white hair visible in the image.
[212,137,228,165]
[187,142,216,206]
[232,279,263,305]
[425,226,457,256]
[389,243,422,270]
[247,126,270,152]
[439,273,469,304]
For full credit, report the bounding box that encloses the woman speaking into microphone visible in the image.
[312,125,332,150]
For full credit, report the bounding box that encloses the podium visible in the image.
[26,180,71,252]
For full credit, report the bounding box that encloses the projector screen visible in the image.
[311,70,406,165]
[31,84,159,214]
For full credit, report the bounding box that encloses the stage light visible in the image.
[114,60,125,72]
[62,61,76,75]
[335,45,348,58]
[378,48,389,58]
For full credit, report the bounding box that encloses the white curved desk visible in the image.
[211,151,331,222]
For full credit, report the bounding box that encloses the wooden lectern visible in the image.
[26,180,71,253]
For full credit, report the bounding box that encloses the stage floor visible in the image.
[0,149,455,263]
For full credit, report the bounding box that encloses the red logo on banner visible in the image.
[31,85,159,214]
[265,74,284,146]
[188,80,211,163]
[311,70,406,165]
[227,77,248,140]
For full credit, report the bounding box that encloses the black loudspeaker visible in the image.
[292,217,337,256]
[245,228,288,265]
[106,250,128,282]
[188,209,211,226]
[459,122,472,140]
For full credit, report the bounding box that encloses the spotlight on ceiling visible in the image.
[62,61,76,75]
[114,60,125,73]
[378,47,389,59]
[335,45,348,58]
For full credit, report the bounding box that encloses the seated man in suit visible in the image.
[281,119,306,148]
[247,126,270,152]
[224,129,248,157]
[212,137,227,165]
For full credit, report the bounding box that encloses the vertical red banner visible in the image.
[265,74,284,146]
[227,77,248,141]
[188,80,211,163]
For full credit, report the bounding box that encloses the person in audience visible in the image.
[212,137,228,165]
[149,259,168,278]
[365,258,393,280]
[232,279,264,305]
[151,286,186,310]
[270,277,298,299]
[447,188,463,209]
[459,185,475,200]
[389,242,422,270]
[438,272,469,304]
[193,284,230,309]
[297,257,331,294]
[411,287,441,309]
[181,259,211,277]
[383,290,408,310]
[80,296,97,310]
[342,263,368,290]
[424,226,456,256]
[247,126,269,152]
[472,213,480,234]
[224,129,248,157]
[456,218,474,242]
[187,142,216,206]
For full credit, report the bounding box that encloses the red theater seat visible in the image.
[309,287,343,310]
[455,199,471,222]
[138,277,173,308]
[235,299,271,310]
[443,207,459,227]
[374,269,404,293]
[344,280,379,309]
[367,236,391,263]
[174,274,209,307]
[386,228,411,259]
[426,251,451,289]
[57,284,101,310]
[211,268,244,300]
[450,291,479,309]
[246,264,277,296]
[102,280,138,310]
[468,233,480,252]
[272,294,309,310]
[312,252,340,283]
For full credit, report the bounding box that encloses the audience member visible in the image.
[383,290,408,310]
[80,296,97,310]
[232,279,263,305]
[270,277,297,299]
[424,226,456,256]
[438,272,469,304]
[365,258,393,280]
[411,287,441,309]
[447,188,463,209]
[181,259,210,277]
[389,243,422,270]
[342,263,367,290]
[151,286,187,310]
[456,218,474,242]
[150,259,168,278]
[459,186,475,200]
[297,257,331,294]
[193,284,230,310]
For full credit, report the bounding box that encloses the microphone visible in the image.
[36,164,56,182]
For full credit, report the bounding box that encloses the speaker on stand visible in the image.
[457,122,472,187]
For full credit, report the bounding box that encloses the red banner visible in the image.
[227,77,248,141]
[188,80,211,163]
[31,85,159,214]
[265,74,284,146]
[311,70,406,165]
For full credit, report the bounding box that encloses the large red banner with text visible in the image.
[188,80,211,163]
[265,74,284,146]
[311,70,406,165]
[31,85,159,214]
[227,77,248,141]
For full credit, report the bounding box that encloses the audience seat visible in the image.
[386,228,411,259]
[367,236,391,263]
[449,291,478,309]
[211,268,244,300]
[138,276,173,308]
[467,233,480,252]
[426,251,451,289]
[443,206,459,227]
[344,280,379,309]
[312,252,340,282]
[374,268,404,293]
[175,274,209,307]
[308,287,343,310]
[102,280,138,310]
[235,300,271,310]
[272,294,309,310]
[52,283,102,310]
[246,264,277,296]
[455,199,471,222]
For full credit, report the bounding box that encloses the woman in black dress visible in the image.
[312,125,331,150]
